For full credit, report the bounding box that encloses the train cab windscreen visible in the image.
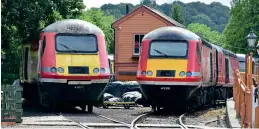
[148,41,188,58]
[55,34,98,53]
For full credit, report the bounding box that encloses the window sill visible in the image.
[131,55,139,59]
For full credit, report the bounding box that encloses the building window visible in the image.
[134,34,145,55]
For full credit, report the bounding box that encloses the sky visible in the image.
[83,0,231,9]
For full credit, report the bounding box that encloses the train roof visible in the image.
[222,49,238,58]
[236,53,256,62]
[41,19,104,35]
[142,26,238,59]
[143,26,200,41]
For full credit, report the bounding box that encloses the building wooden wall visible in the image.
[115,10,170,81]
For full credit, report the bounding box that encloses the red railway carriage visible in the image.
[20,19,110,112]
[136,26,239,112]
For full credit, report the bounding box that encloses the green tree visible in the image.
[1,0,85,84]
[101,1,230,32]
[78,9,115,53]
[187,23,223,45]
[171,3,185,25]
[223,0,259,54]
[140,0,157,8]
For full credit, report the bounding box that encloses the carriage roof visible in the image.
[42,19,104,35]
[236,53,256,62]
[143,26,200,41]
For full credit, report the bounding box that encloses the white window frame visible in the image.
[133,34,145,55]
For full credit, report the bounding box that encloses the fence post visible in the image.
[251,86,259,128]
[235,70,240,117]
[243,85,252,128]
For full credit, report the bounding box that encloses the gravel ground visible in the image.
[2,125,80,129]
[184,106,227,128]
[83,106,151,124]
[3,101,228,129]
[139,112,179,125]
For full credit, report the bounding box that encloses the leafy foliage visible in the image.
[187,23,223,46]
[171,3,185,25]
[140,0,157,8]
[222,0,259,54]
[100,1,230,33]
[78,9,115,53]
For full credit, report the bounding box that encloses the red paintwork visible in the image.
[137,39,150,77]
[137,77,200,82]
[186,40,200,79]
[217,51,224,83]
[97,34,109,76]
[201,44,210,83]
[41,73,110,79]
[40,32,57,77]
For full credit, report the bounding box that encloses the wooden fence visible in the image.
[1,84,23,125]
[233,53,259,128]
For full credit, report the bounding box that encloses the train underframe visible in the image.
[139,84,233,113]
[21,80,107,112]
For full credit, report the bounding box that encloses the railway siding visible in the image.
[3,101,229,129]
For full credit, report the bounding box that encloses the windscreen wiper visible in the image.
[59,43,78,52]
[153,49,168,57]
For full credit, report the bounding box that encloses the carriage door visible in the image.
[210,52,213,83]
[214,50,219,85]
[225,58,230,83]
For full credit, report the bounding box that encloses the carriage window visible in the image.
[134,34,145,55]
[55,34,98,53]
[149,41,188,58]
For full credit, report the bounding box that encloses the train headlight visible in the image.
[179,71,185,77]
[147,70,153,76]
[93,68,99,73]
[50,67,57,73]
[186,72,192,77]
[100,68,106,73]
[57,67,64,73]
[141,71,146,76]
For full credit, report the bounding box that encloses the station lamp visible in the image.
[246,29,257,48]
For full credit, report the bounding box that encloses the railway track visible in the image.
[21,100,226,129]
[56,111,131,129]
[36,106,225,129]
[129,109,225,129]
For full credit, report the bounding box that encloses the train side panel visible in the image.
[201,44,211,86]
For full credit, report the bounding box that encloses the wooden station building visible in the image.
[112,5,185,81]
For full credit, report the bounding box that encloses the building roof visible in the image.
[112,5,185,28]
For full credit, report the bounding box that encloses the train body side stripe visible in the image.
[138,81,201,86]
[191,72,200,76]
[40,78,109,83]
